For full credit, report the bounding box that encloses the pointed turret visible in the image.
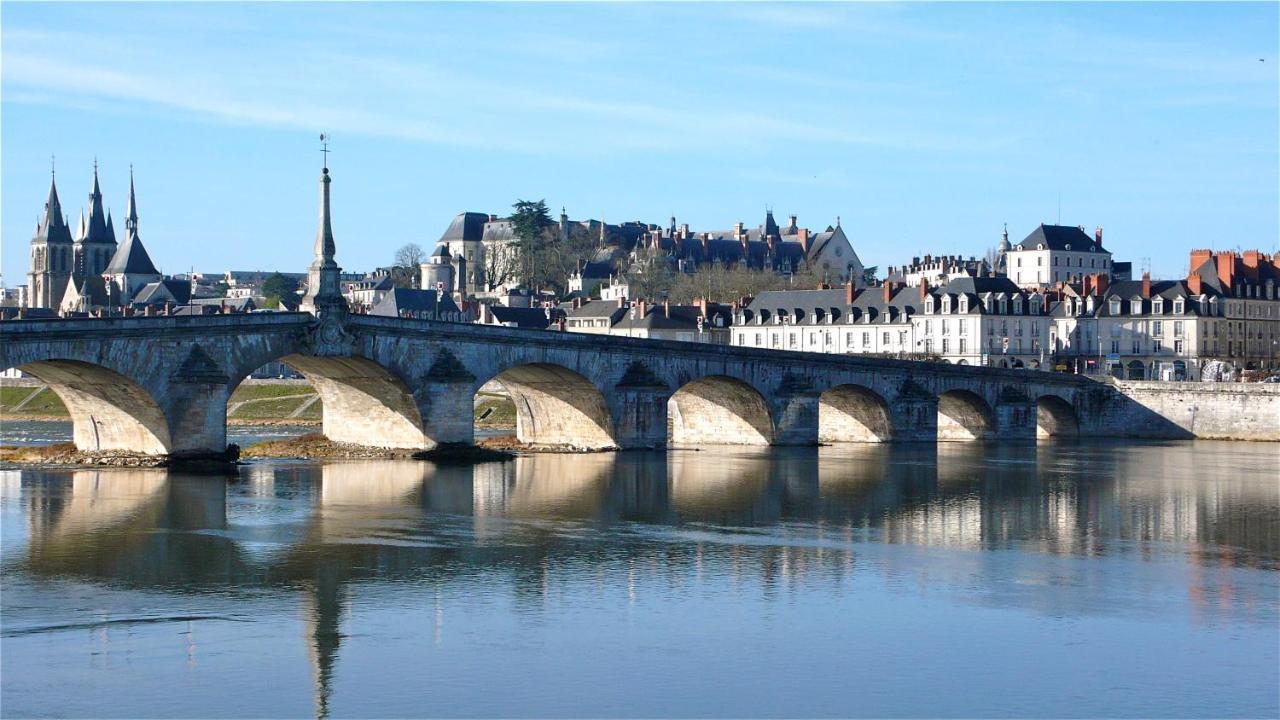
[106,210,115,240]
[125,166,139,236]
[763,208,781,240]
[84,160,111,244]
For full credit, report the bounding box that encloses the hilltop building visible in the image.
[1003,224,1113,288]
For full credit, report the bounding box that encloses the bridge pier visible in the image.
[420,383,475,446]
[889,389,939,442]
[995,398,1038,442]
[609,389,669,449]
[162,382,232,456]
[770,393,820,445]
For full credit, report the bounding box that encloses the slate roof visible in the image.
[371,288,463,318]
[131,279,192,306]
[567,299,627,320]
[439,212,491,243]
[104,229,160,275]
[486,305,561,329]
[614,303,732,331]
[191,297,257,312]
[1013,224,1106,253]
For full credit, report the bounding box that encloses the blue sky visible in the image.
[2,2,1276,283]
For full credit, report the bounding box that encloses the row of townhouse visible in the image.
[729,250,1280,380]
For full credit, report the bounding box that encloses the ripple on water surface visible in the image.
[0,439,1277,718]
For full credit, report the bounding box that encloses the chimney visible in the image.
[617,296,626,308]
[1095,273,1109,296]
[1094,226,1103,247]
[798,227,810,254]
[883,282,892,304]
[766,234,776,256]
[1141,272,1151,299]
[702,233,712,256]
[696,297,708,318]
[1188,249,1213,275]
[788,214,797,229]
[733,221,744,241]
[919,278,929,301]
[1188,270,1202,295]
[637,299,648,318]
[573,297,583,309]
[1242,250,1261,281]
[663,299,670,318]
[679,223,689,237]
[488,214,498,222]
[1216,251,1236,290]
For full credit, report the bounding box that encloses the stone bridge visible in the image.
[0,311,1132,457]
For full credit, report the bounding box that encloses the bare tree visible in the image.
[480,240,521,291]
[391,243,426,288]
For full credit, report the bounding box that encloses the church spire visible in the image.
[125,165,138,235]
[84,158,110,242]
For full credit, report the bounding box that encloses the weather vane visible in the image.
[320,133,331,169]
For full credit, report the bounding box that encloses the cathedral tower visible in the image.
[27,170,74,308]
[73,161,118,278]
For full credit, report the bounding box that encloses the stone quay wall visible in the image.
[1107,381,1280,442]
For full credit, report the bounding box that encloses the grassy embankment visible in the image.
[1,382,517,428]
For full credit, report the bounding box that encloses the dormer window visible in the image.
[925,297,935,314]
[1153,299,1164,314]
[999,298,1008,314]
[941,296,951,313]
[1109,298,1121,315]
[1065,244,1072,251]
[1013,298,1023,315]
[959,296,969,313]
[1030,299,1040,315]
[1173,298,1184,314]
[1130,299,1142,315]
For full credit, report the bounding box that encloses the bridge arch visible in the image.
[15,359,172,454]
[232,354,429,450]
[936,389,995,442]
[819,384,893,442]
[1036,394,1080,438]
[483,363,616,450]
[669,375,773,446]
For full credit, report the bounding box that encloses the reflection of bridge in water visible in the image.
[5,443,1276,716]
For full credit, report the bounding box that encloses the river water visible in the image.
[1,428,1277,718]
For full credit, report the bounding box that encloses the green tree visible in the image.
[261,272,300,308]
[510,199,554,289]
